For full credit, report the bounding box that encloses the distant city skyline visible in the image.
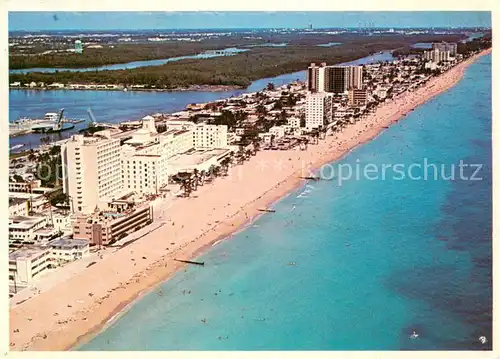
[9,11,491,32]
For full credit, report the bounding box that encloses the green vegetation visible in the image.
[10,34,465,89]
[9,37,262,69]
[12,174,24,182]
[35,148,62,187]
[10,150,31,159]
[457,35,492,55]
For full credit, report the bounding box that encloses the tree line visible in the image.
[10,34,469,90]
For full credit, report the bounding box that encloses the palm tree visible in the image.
[220,157,231,175]
[252,139,261,155]
[199,170,206,186]
[318,125,327,140]
[190,170,198,191]
[193,169,201,188]
[181,178,193,197]
[174,172,194,197]
[256,104,267,117]
[229,151,235,165]
[237,145,245,161]
[206,165,216,183]
[299,138,308,151]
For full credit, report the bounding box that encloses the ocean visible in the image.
[77,53,492,351]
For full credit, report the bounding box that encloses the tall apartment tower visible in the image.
[62,134,123,214]
[307,62,327,93]
[432,42,457,56]
[308,64,363,93]
[305,92,333,130]
[424,48,451,63]
[347,66,363,90]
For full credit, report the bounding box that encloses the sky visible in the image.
[8,11,491,32]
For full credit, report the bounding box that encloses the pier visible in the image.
[174,259,205,266]
[299,176,321,181]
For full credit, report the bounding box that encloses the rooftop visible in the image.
[48,238,89,249]
[9,215,46,229]
[9,247,49,261]
[9,197,26,206]
[168,148,230,168]
[9,192,46,200]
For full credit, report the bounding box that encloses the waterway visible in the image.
[9,48,248,74]
[9,50,395,150]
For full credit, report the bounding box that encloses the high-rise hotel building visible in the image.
[432,42,457,56]
[305,92,333,130]
[62,116,231,212]
[423,48,451,63]
[307,63,363,93]
[62,134,123,214]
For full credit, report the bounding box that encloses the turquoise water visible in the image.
[79,54,491,350]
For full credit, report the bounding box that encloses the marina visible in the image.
[9,111,85,137]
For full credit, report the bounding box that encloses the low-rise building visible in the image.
[48,83,65,89]
[9,179,42,193]
[9,247,52,289]
[269,126,286,139]
[348,89,368,106]
[373,86,390,100]
[48,238,90,265]
[72,204,153,246]
[49,210,74,234]
[9,192,48,213]
[287,117,301,128]
[168,148,231,174]
[9,198,28,217]
[9,215,48,244]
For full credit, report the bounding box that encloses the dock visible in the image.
[174,259,205,266]
[300,176,321,181]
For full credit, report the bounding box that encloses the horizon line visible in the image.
[9,26,492,33]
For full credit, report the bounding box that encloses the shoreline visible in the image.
[8,84,245,93]
[9,48,491,351]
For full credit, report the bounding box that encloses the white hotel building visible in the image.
[192,124,228,149]
[121,118,169,195]
[305,92,333,130]
[62,133,122,214]
[62,116,229,212]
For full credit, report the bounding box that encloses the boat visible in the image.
[33,124,75,134]
[9,144,24,151]
[410,331,419,339]
[32,109,74,133]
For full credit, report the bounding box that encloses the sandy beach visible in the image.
[8,48,491,351]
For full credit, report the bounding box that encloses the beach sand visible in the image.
[8,49,491,351]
